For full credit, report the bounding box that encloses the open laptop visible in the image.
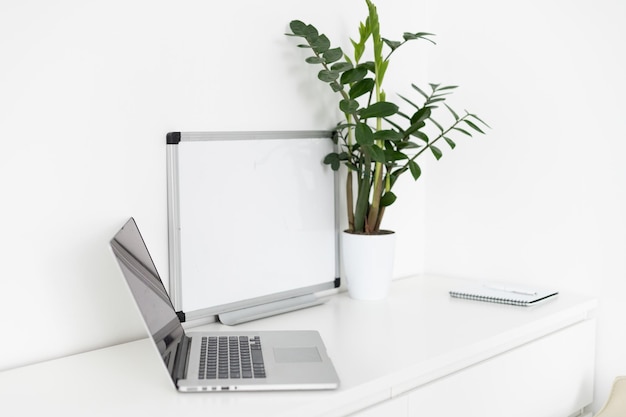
[110,217,339,392]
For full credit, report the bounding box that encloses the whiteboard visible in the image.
[166,131,339,322]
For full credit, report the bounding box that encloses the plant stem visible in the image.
[346,171,354,231]
[354,154,371,232]
[374,205,385,231]
[366,0,385,233]
[345,114,355,231]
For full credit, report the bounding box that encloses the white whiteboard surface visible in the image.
[167,132,338,320]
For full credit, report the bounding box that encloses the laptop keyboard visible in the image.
[198,336,266,380]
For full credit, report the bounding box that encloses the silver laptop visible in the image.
[110,217,339,392]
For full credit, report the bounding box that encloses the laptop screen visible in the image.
[110,218,185,379]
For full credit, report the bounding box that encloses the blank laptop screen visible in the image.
[111,218,185,378]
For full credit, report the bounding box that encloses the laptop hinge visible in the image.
[173,335,191,382]
[176,311,186,322]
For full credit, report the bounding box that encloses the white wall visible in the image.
[1,0,624,412]
[0,0,425,370]
[422,0,626,412]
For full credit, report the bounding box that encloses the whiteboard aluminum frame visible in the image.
[166,131,341,324]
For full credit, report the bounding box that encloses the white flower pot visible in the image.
[341,230,396,300]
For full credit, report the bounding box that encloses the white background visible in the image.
[1,0,624,412]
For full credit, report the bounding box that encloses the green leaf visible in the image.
[358,20,371,40]
[351,38,366,64]
[389,168,403,186]
[444,103,459,121]
[289,20,309,37]
[394,111,411,121]
[431,91,454,99]
[305,56,325,64]
[303,24,319,41]
[453,127,473,137]
[430,117,444,132]
[384,117,404,132]
[410,107,432,125]
[412,131,429,143]
[349,78,375,99]
[367,144,386,163]
[385,149,408,161]
[337,151,351,160]
[430,145,443,160]
[396,141,421,151]
[373,130,403,141]
[341,67,368,84]
[323,153,341,170]
[404,121,426,139]
[468,113,491,129]
[355,123,374,146]
[397,93,420,110]
[382,38,402,51]
[318,69,339,82]
[403,32,436,42]
[335,122,355,131]
[465,119,485,134]
[408,160,421,180]
[323,47,343,63]
[330,82,343,92]
[378,60,390,83]
[359,101,399,119]
[411,84,429,100]
[331,62,353,72]
[444,137,456,149]
[346,162,358,171]
[360,61,376,73]
[380,191,397,207]
[429,83,441,92]
[310,34,330,54]
[339,99,359,114]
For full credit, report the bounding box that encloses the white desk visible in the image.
[0,275,597,417]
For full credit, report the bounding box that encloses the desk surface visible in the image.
[0,275,597,417]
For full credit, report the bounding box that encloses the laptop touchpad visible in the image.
[273,347,321,363]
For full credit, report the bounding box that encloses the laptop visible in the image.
[110,217,339,392]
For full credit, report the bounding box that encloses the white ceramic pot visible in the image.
[341,230,396,300]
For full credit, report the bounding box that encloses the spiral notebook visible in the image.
[449,283,558,307]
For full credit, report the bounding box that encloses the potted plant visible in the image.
[287,0,488,300]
